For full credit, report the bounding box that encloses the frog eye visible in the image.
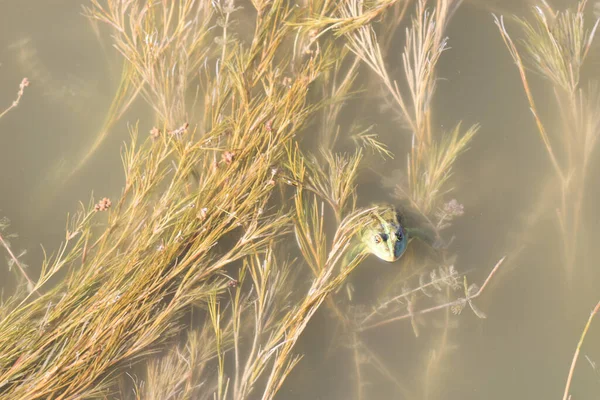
[374,234,382,244]
[396,232,403,241]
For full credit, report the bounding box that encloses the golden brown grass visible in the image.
[0,1,503,399]
[0,1,331,397]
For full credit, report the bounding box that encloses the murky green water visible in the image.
[2,0,600,399]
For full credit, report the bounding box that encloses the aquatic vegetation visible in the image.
[0,0,507,399]
[291,1,494,398]
[0,77,29,120]
[493,2,600,397]
[0,216,34,294]
[0,1,325,398]
[0,79,32,291]
[342,0,478,216]
[32,0,216,211]
[562,300,600,400]
[495,0,600,275]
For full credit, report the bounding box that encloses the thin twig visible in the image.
[0,234,37,294]
[494,15,565,182]
[0,78,29,120]
[563,300,600,400]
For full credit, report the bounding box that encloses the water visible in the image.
[0,0,146,284]
[2,0,600,399]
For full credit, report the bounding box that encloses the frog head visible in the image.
[361,206,408,262]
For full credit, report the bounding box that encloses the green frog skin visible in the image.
[360,205,408,262]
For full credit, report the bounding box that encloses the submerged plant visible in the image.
[0,216,34,294]
[0,77,29,120]
[495,0,600,275]
[342,0,477,217]
[0,0,505,399]
[287,1,499,399]
[33,0,218,214]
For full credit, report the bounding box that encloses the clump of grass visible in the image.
[495,0,600,275]
[0,1,337,398]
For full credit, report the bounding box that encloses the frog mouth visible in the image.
[380,254,399,262]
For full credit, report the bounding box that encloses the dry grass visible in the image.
[0,1,503,399]
[0,1,331,397]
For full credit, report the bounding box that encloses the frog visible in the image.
[357,204,439,262]
[360,205,408,262]
[341,204,442,301]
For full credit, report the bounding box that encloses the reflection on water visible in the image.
[1,0,600,399]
